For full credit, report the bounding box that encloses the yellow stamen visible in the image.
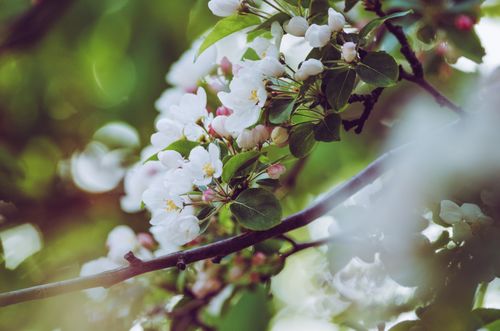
[165,199,179,212]
[203,163,215,177]
[249,89,259,103]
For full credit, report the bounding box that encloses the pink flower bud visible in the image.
[220,56,233,76]
[251,252,266,266]
[137,232,155,250]
[202,188,216,202]
[216,106,233,116]
[455,15,474,31]
[267,163,286,179]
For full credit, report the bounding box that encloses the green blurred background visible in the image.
[0,0,486,330]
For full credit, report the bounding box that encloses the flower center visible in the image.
[249,89,259,103]
[203,163,215,177]
[165,199,179,212]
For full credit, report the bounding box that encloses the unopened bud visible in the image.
[271,127,289,147]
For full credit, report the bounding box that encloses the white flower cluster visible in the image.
[79,2,360,288]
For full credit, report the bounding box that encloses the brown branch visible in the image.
[281,238,331,259]
[0,0,75,54]
[365,0,465,116]
[0,143,408,307]
[344,87,385,134]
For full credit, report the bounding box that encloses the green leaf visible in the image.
[314,113,342,142]
[282,0,311,7]
[256,178,281,188]
[269,98,296,124]
[289,122,316,158]
[222,151,260,183]
[388,320,421,331]
[344,0,360,12]
[230,188,282,231]
[218,286,272,331]
[309,0,329,22]
[481,320,500,331]
[359,10,413,41]
[242,48,260,61]
[355,51,398,87]
[145,140,199,162]
[473,308,500,326]
[443,26,485,64]
[198,14,261,56]
[325,69,356,110]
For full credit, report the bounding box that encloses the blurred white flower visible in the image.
[208,0,242,17]
[305,24,331,48]
[328,8,346,32]
[93,122,140,149]
[71,142,127,193]
[166,40,217,90]
[157,150,185,171]
[0,223,42,270]
[284,16,309,37]
[185,144,223,186]
[121,161,163,213]
[439,200,492,241]
[80,257,120,301]
[155,88,184,113]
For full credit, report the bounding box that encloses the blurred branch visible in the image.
[0,0,75,54]
[365,0,465,116]
[0,141,409,307]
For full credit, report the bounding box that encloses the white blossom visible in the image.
[294,59,324,81]
[142,181,193,221]
[106,226,140,263]
[219,69,267,133]
[258,56,286,77]
[236,125,269,149]
[208,0,242,17]
[151,118,184,150]
[328,8,346,32]
[185,144,223,186]
[211,115,232,138]
[284,16,309,37]
[250,37,279,59]
[157,150,185,170]
[305,24,331,48]
[150,214,200,247]
[341,42,358,63]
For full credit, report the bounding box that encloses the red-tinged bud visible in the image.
[267,163,286,179]
[220,56,232,76]
[216,106,233,116]
[251,252,266,266]
[249,272,260,283]
[455,15,474,31]
[202,188,216,202]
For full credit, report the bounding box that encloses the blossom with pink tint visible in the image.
[220,56,233,75]
[203,188,217,202]
[216,106,233,116]
[137,232,155,250]
[267,163,286,179]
